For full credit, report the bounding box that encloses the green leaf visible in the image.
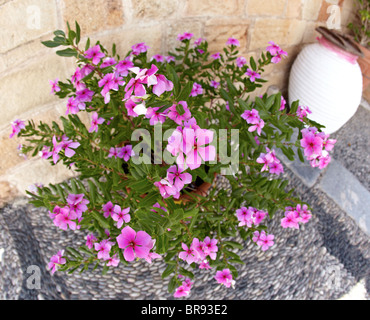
[162,264,176,279]
[250,56,257,71]
[56,48,78,57]
[41,40,62,48]
[223,241,244,250]
[168,276,178,293]
[75,21,81,44]
[166,63,180,95]
[178,81,193,101]
[91,211,110,229]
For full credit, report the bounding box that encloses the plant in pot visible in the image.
[10,22,337,298]
[348,0,370,91]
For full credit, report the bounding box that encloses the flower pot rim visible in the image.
[316,26,364,58]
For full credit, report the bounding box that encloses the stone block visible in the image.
[132,0,180,20]
[246,0,286,17]
[90,23,163,58]
[319,159,370,236]
[302,0,323,21]
[204,18,250,53]
[0,54,71,128]
[61,0,124,35]
[249,18,306,50]
[164,20,203,53]
[2,158,76,196]
[0,181,20,208]
[0,0,58,53]
[286,0,303,19]
[184,0,242,17]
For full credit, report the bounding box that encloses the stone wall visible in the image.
[0,0,356,204]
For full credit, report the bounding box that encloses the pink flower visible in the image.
[211,52,221,60]
[179,242,199,264]
[236,56,247,68]
[271,49,288,64]
[248,119,265,136]
[281,211,300,229]
[124,73,147,100]
[152,74,174,97]
[297,105,312,120]
[245,68,261,82]
[100,57,117,69]
[108,147,119,159]
[84,45,105,65]
[165,55,175,63]
[266,41,282,56]
[144,239,162,264]
[76,88,94,103]
[210,80,220,88]
[86,234,97,249]
[257,152,274,172]
[106,254,120,267]
[202,237,218,260]
[145,107,167,125]
[190,82,203,97]
[323,136,337,152]
[51,135,62,164]
[117,145,134,161]
[214,269,233,288]
[269,161,284,175]
[166,165,192,191]
[94,239,114,260]
[180,128,216,170]
[191,238,206,261]
[65,97,80,115]
[259,232,274,251]
[280,96,287,111]
[54,206,78,231]
[116,226,152,262]
[152,54,164,63]
[112,205,131,228]
[177,32,194,41]
[66,193,84,205]
[174,285,190,298]
[226,37,240,46]
[39,146,52,159]
[254,210,267,226]
[48,250,66,274]
[167,101,192,125]
[50,78,61,94]
[9,119,25,138]
[300,131,323,157]
[131,42,150,55]
[199,260,212,270]
[236,207,253,227]
[60,136,80,158]
[241,109,260,124]
[154,179,180,199]
[89,112,105,133]
[194,37,204,47]
[115,58,134,77]
[102,201,114,218]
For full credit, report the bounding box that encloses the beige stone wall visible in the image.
[0,0,356,204]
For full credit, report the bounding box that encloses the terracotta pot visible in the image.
[177,176,216,204]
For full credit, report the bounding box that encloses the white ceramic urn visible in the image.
[289,38,363,134]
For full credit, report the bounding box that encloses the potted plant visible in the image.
[348,0,370,90]
[10,22,337,298]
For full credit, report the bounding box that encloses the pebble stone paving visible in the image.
[0,104,369,300]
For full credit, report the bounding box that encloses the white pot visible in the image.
[288,42,362,134]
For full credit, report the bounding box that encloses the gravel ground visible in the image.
[0,169,369,300]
